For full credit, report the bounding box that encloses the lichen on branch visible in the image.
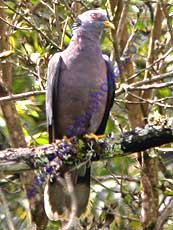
[0,117,173,176]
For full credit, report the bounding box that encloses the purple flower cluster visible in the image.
[27,31,145,198]
[27,141,72,198]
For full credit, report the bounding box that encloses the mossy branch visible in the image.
[0,118,173,175]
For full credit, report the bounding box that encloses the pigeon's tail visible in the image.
[44,165,90,221]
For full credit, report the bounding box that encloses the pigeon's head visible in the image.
[72,9,114,38]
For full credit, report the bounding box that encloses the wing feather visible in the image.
[46,53,62,143]
[96,55,116,134]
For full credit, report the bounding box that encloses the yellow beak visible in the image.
[103,21,115,30]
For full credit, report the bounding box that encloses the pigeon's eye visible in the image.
[90,13,99,20]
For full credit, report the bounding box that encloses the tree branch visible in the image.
[2,1,61,50]
[0,90,45,103]
[0,119,173,175]
[155,197,173,230]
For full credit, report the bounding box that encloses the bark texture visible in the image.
[0,121,172,174]
[0,4,48,230]
[140,3,163,229]
[108,1,163,229]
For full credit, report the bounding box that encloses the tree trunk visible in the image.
[0,4,48,229]
[140,2,163,229]
[109,1,162,229]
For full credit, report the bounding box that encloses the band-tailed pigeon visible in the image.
[44,9,116,221]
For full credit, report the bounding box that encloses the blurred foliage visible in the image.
[0,0,173,230]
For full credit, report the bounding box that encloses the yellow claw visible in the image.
[85,133,105,140]
[63,136,72,145]
[54,136,72,145]
[55,139,61,145]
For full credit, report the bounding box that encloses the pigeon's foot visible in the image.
[54,136,72,146]
[63,136,72,145]
[85,133,105,140]
[55,139,61,144]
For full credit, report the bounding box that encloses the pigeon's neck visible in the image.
[71,28,101,44]
[68,30,102,53]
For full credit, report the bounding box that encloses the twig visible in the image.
[131,70,173,87]
[2,1,61,50]
[160,1,173,45]
[115,97,173,109]
[0,90,45,103]
[155,197,173,230]
[40,0,54,14]
[116,0,129,44]
[60,16,69,49]
[0,188,16,230]
[125,90,173,108]
[95,175,140,183]
[115,76,173,97]
[128,81,173,91]
[0,16,32,30]
[61,0,75,20]
[128,47,173,81]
